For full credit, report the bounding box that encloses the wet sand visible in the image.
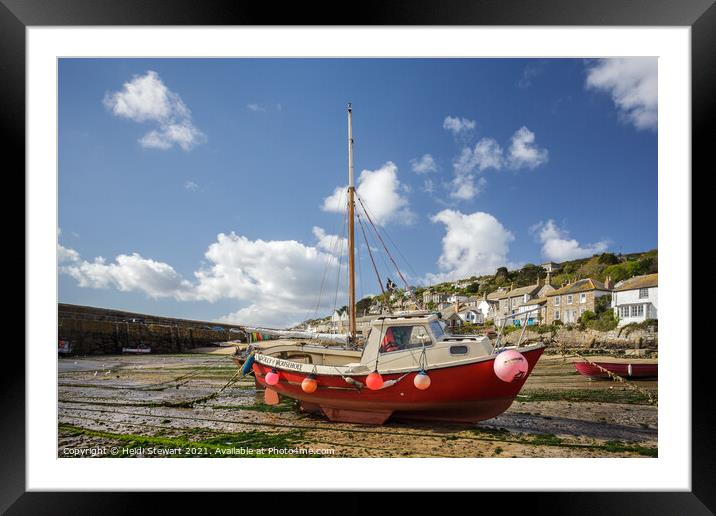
[58,353,657,458]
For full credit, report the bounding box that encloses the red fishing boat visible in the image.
[252,313,545,424]
[238,105,547,424]
[574,361,658,379]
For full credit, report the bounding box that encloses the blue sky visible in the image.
[58,58,657,326]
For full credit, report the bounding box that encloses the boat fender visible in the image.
[241,353,256,376]
[344,377,364,390]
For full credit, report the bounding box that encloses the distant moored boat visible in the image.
[574,361,657,379]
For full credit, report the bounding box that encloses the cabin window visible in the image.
[555,310,560,320]
[566,295,573,304]
[430,320,445,339]
[450,345,469,355]
[639,288,649,299]
[580,293,587,304]
[379,325,433,354]
[554,297,560,306]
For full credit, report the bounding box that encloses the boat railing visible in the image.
[491,306,542,354]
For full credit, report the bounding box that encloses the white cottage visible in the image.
[611,273,658,326]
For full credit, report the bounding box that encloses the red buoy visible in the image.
[265,369,280,386]
[366,371,384,390]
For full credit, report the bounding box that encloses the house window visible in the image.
[555,297,560,306]
[580,293,587,304]
[580,308,586,315]
[639,288,649,299]
[555,310,560,320]
[620,306,630,318]
[630,305,644,317]
[567,295,573,305]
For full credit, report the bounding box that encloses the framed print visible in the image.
[6,0,711,512]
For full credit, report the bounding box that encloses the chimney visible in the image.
[605,275,613,290]
[510,282,514,291]
[546,271,551,285]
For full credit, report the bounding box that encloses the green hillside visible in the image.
[416,249,658,299]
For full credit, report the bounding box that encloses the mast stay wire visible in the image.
[355,193,416,302]
[332,202,349,317]
[356,191,420,283]
[357,210,387,301]
[306,187,347,322]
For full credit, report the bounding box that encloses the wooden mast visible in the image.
[347,104,357,341]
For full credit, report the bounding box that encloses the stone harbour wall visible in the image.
[58,304,243,355]
[502,326,658,350]
[59,319,236,355]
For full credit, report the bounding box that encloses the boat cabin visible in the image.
[358,312,494,373]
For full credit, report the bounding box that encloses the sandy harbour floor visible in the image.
[58,352,657,458]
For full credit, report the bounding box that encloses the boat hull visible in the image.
[252,346,544,424]
[574,361,658,379]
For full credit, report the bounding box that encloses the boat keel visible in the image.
[320,406,393,425]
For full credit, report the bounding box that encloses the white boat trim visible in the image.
[254,341,546,377]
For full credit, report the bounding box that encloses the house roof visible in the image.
[614,273,658,292]
[523,297,548,306]
[493,283,541,300]
[547,278,608,296]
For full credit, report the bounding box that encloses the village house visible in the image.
[477,290,502,322]
[447,294,469,304]
[541,261,561,273]
[422,290,449,306]
[438,303,483,330]
[465,295,481,309]
[545,277,613,324]
[494,278,554,324]
[330,309,349,332]
[459,309,484,325]
[517,297,548,325]
[611,273,658,326]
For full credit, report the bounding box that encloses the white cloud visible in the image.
[426,209,515,283]
[60,232,346,328]
[103,70,205,151]
[247,103,266,112]
[443,116,476,135]
[312,226,347,254]
[507,127,548,169]
[422,179,435,194]
[455,138,504,175]
[184,180,199,191]
[321,161,415,225]
[517,62,544,89]
[58,244,80,263]
[447,129,547,200]
[410,154,438,174]
[532,220,609,262]
[62,253,194,299]
[449,138,503,200]
[585,58,658,130]
[450,174,487,201]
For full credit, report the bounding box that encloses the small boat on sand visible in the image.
[233,105,547,425]
[574,361,657,379]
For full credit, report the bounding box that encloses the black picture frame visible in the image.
[5,0,708,513]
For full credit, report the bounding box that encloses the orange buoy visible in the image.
[301,375,318,393]
[366,371,384,390]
